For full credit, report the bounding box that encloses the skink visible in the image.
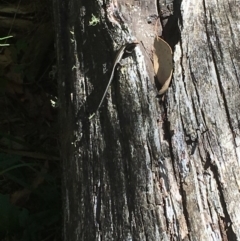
[89,42,138,119]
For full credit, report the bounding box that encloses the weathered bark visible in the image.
[170,0,240,239]
[53,0,240,240]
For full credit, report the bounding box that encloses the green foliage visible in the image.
[89,14,100,26]
[0,36,13,47]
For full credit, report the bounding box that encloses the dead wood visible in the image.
[53,0,240,240]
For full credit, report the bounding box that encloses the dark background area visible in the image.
[0,0,61,240]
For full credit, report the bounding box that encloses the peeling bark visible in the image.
[53,0,240,240]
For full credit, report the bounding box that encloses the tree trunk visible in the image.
[53,0,240,240]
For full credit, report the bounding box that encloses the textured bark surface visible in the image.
[168,0,240,239]
[53,0,240,240]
